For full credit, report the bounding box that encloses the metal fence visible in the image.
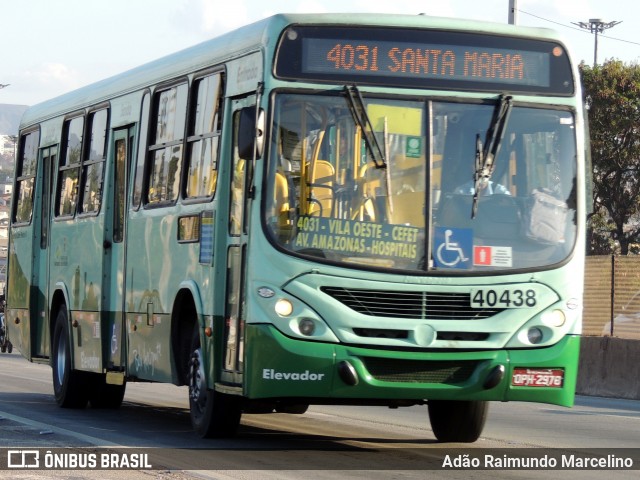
[583,255,640,339]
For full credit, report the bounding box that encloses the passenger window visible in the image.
[146,83,188,204]
[12,130,40,224]
[229,111,245,236]
[56,116,84,217]
[185,73,223,199]
[79,108,108,214]
[132,93,150,209]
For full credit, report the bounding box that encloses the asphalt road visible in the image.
[1,351,639,480]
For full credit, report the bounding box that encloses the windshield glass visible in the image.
[264,93,577,272]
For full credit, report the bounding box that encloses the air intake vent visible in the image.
[321,287,502,320]
[361,357,478,383]
[352,328,409,339]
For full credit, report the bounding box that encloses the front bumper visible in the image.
[243,324,579,407]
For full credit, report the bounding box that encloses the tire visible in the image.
[6,342,11,354]
[188,326,242,438]
[428,400,488,443]
[89,373,126,409]
[51,306,89,408]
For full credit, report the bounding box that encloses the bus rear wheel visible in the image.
[52,306,89,408]
[188,327,241,438]
[428,400,488,443]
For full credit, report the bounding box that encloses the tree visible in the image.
[580,60,640,255]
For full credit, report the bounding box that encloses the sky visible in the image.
[1,0,640,107]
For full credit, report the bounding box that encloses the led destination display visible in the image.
[303,39,550,86]
[275,26,574,94]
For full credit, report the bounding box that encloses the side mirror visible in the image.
[238,106,265,160]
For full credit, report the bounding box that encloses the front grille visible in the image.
[362,357,478,384]
[322,287,502,320]
[437,331,490,341]
[352,328,409,339]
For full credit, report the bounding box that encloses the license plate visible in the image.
[512,368,564,387]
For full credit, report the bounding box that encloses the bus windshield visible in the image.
[264,92,577,272]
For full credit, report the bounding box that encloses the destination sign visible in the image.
[275,26,574,95]
[293,216,423,261]
[304,39,549,86]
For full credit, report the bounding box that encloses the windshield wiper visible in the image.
[344,85,387,169]
[471,94,513,219]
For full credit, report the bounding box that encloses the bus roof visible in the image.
[19,13,567,129]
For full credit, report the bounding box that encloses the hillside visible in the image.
[0,104,28,135]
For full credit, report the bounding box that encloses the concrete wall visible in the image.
[577,336,640,400]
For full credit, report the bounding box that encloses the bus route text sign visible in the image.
[275,26,574,95]
[304,39,549,87]
[293,216,422,261]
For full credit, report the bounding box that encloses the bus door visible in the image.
[32,146,57,359]
[221,96,259,384]
[101,127,133,371]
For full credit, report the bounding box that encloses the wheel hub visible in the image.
[188,347,207,408]
[55,333,67,386]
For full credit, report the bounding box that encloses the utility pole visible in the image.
[508,0,517,25]
[572,19,621,67]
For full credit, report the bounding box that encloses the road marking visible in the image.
[540,407,640,421]
[0,410,124,447]
[0,371,52,384]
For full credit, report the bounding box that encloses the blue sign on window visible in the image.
[433,227,473,269]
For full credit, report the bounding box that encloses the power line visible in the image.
[518,9,640,48]
[518,9,586,33]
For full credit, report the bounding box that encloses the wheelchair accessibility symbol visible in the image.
[434,227,473,269]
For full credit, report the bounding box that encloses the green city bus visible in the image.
[6,13,588,442]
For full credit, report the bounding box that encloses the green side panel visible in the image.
[203,315,222,386]
[244,324,337,398]
[71,311,103,373]
[30,284,49,357]
[6,308,31,359]
[7,234,31,309]
[6,231,33,361]
[126,313,174,383]
[101,311,125,369]
[506,334,580,407]
[245,324,579,407]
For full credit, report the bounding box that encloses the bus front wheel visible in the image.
[428,400,488,443]
[51,306,89,408]
[188,327,241,438]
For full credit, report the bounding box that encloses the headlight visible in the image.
[253,283,340,342]
[275,298,294,317]
[541,309,566,327]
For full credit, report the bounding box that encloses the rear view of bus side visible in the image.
[6,13,588,442]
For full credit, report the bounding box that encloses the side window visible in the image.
[79,108,108,214]
[146,83,188,205]
[229,111,245,236]
[132,93,150,209]
[12,130,40,224]
[185,73,223,199]
[56,116,84,217]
